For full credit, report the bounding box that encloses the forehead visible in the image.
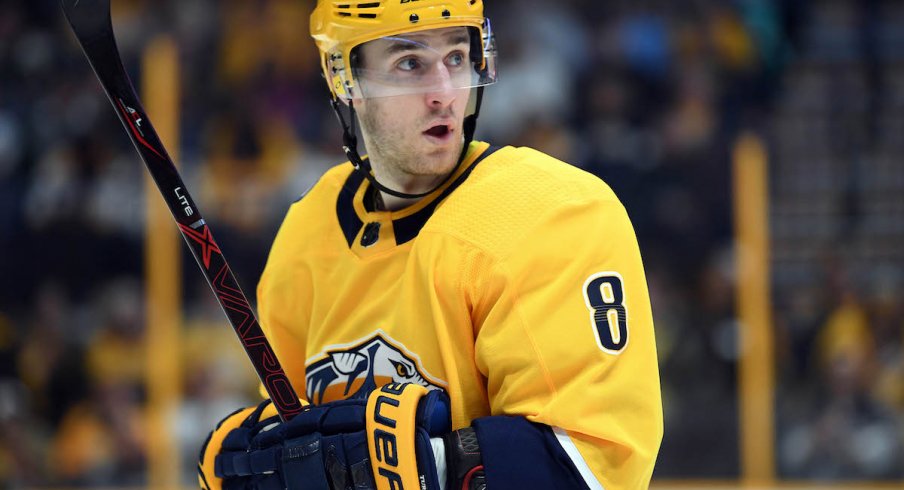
[361,26,471,55]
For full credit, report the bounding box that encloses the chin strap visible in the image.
[329,87,484,201]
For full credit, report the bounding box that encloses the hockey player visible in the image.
[199,1,663,489]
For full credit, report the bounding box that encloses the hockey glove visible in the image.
[210,382,485,490]
[198,398,284,490]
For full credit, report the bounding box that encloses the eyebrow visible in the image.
[383,32,471,56]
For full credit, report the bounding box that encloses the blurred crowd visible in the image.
[0,0,902,486]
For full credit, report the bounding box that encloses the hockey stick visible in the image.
[61,0,304,421]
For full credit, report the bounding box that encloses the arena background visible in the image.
[0,0,902,487]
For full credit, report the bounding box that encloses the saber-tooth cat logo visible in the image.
[305,332,445,404]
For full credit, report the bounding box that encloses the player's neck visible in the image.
[369,162,445,212]
[377,191,420,212]
[375,175,440,211]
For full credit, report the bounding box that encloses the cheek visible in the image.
[453,89,472,116]
[358,101,395,137]
[370,98,418,129]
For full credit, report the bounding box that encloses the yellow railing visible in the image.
[143,34,183,490]
[734,133,775,485]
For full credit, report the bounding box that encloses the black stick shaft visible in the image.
[61,0,303,421]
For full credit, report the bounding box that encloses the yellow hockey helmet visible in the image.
[310,0,497,100]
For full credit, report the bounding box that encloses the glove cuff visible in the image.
[366,382,446,490]
[443,427,486,490]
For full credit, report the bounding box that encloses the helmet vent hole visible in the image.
[409,13,419,23]
[442,9,451,17]
[335,3,380,18]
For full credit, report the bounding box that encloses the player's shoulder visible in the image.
[280,162,353,224]
[454,144,624,216]
[476,145,620,206]
[267,161,353,255]
[291,162,355,208]
[427,145,628,255]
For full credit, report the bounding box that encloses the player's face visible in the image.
[353,27,473,185]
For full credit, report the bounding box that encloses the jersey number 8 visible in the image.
[583,272,629,355]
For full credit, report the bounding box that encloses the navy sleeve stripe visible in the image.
[471,416,593,490]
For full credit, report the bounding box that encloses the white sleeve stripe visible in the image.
[553,426,606,490]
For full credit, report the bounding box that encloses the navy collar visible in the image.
[335,145,500,248]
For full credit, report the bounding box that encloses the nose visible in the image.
[424,62,456,108]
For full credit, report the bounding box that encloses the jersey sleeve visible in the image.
[468,196,663,490]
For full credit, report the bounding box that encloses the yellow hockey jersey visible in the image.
[257,141,663,489]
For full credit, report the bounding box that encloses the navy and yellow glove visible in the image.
[199,383,486,490]
[198,399,284,490]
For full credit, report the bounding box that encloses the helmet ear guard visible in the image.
[326,52,350,101]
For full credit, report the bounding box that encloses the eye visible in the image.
[396,57,421,72]
[446,51,465,68]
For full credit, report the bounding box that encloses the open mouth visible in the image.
[424,124,452,138]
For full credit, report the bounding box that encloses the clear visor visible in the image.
[348,21,497,99]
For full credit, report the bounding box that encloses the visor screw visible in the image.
[442,9,451,17]
[409,13,419,23]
